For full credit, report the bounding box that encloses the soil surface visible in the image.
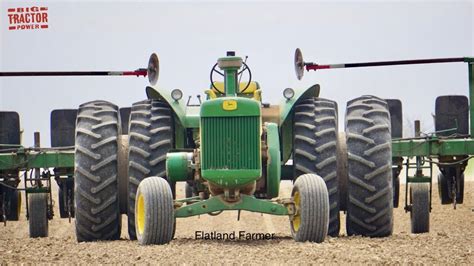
[1,181,473,264]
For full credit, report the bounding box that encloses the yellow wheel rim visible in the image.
[292,191,301,232]
[136,192,145,235]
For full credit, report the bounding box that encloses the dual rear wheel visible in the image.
[74,99,174,242]
[292,95,394,238]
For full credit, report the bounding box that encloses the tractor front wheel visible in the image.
[290,174,329,243]
[136,176,175,245]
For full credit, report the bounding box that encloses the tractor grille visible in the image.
[201,116,260,170]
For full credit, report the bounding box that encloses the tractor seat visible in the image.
[211,81,260,94]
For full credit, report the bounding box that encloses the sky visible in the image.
[0,0,473,146]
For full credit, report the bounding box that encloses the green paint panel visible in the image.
[279,84,320,124]
[166,152,192,182]
[146,86,200,128]
[200,97,261,187]
[265,122,281,198]
[201,169,260,188]
[407,176,431,183]
[280,117,293,163]
[174,194,289,218]
[278,84,320,163]
[392,138,474,156]
[0,150,74,170]
[200,97,260,117]
[201,116,260,170]
[224,68,239,96]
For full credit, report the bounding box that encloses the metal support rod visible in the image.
[305,57,467,71]
[0,69,147,77]
[33,132,41,187]
[414,121,422,177]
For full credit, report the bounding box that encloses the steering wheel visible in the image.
[210,62,252,94]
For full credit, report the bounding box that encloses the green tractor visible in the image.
[72,51,394,244]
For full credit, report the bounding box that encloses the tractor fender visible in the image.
[146,86,188,127]
[279,84,320,124]
[278,84,320,163]
[265,122,281,198]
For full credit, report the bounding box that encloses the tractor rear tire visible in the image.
[345,95,393,237]
[410,183,430,234]
[293,98,340,236]
[136,176,175,245]
[28,193,48,238]
[290,174,329,243]
[127,100,174,240]
[74,100,121,242]
[6,189,21,221]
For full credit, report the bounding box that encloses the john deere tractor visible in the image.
[72,51,393,244]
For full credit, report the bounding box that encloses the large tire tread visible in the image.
[293,97,340,236]
[74,100,121,242]
[127,99,173,240]
[345,95,393,237]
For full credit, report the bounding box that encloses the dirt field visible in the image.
[1,180,473,264]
